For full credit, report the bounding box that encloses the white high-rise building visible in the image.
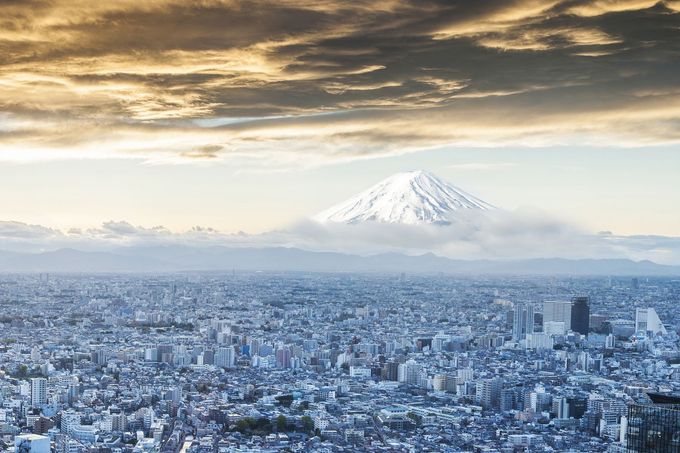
[635,308,667,336]
[30,378,47,407]
[525,333,554,351]
[215,347,235,368]
[397,360,421,385]
[60,409,81,435]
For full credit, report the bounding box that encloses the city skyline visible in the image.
[2,3,680,452]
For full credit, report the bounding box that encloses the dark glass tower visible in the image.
[627,394,680,452]
[570,296,590,336]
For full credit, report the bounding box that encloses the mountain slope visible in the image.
[0,246,677,276]
[313,170,495,225]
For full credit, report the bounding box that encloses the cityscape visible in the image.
[2,1,680,452]
[1,273,679,452]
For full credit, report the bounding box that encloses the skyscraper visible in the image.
[543,300,573,331]
[570,296,590,336]
[543,297,590,336]
[626,393,680,452]
[512,303,534,341]
[635,308,667,336]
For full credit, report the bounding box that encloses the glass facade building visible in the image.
[627,394,680,452]
[570,296,590,336]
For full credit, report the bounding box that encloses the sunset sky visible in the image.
[1,0,679,235]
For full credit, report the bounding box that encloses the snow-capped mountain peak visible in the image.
[313,170,495,225]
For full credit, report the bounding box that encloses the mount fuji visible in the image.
[313,170,495,225]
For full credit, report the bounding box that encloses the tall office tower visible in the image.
[512,303,535,341]
[570,296,590,336]
[543,297,590,336]
[635,308,667,336]
[157,344,173,364]
[512,306,523,340]
[543,300,573,331]
[626,393,680,452]
[30,378,47,407]
[567,396,588,419]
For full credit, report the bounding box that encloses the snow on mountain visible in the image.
[313,170,495,225]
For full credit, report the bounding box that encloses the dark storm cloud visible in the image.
[0,0,678,163]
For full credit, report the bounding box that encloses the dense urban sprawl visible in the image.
[1,273,679,452]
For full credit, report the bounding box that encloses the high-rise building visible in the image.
[626,393,680,452]
[476,378,502,410]
[525,333,553,351]
[544,300,573,331]
[432,374,448,391]
[275,348,292,369]
[568,396,588,419]
[635,308,667,336]
[30,378,47,407]
[382,361,400,381]
[60,410,80,436]
[571,296,590,336]
[512,303,535,341]
[500,388,517,412]
[543,297,590,336]
[397,360,421,385]
[215,347,235,368]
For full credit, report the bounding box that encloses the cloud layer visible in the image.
[0,1,679,166]
[2,212,680,265]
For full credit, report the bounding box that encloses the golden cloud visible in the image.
[0,0,678,166]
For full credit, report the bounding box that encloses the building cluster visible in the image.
[0,273,679,452]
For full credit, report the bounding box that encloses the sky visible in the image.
[0,0,679,254]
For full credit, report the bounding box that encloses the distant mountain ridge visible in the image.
[313,170,494,224]
[0,246,677,275]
